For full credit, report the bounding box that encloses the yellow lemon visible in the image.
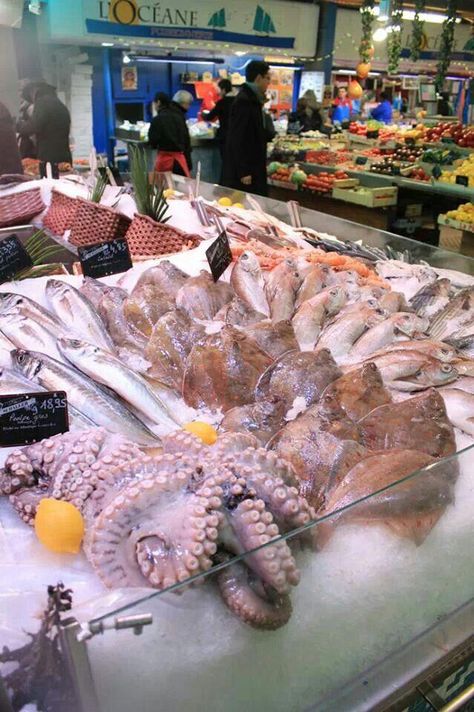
[34,498,84,554]
[232,202,245,209]
[163,188,175,198]
[183,421,218,445]
[217,196,232,207]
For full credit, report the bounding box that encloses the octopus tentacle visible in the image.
[216,559,292,630]
[161,431,205,458]
[0,451,36,495]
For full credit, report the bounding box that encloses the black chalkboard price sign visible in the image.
[455,175,469,187]
[78,238,133,279]
[206,231,233,282]
[0,391,69,447]
[0,234,33,284]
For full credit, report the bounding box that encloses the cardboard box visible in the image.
[332,186,398,208]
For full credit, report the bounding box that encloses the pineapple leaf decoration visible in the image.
[88,172,108,203]
[16,229,66,280]
[129,144,170,223]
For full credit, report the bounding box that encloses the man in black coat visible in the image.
[17,82,71,164]
[204,78,234,159]
[223,60,271,197]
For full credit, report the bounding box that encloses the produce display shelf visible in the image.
[438,213,474,234]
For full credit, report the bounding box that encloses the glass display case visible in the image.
[51,179,473,712]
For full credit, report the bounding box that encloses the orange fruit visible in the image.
[183,421,218,445]
[34,498,84,554]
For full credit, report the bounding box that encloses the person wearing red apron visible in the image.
[148,90,193,177]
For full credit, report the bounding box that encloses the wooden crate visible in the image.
[333,185,398,208]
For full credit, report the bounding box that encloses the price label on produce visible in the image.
[206,231,232,282]
[78,238,133,279]
[0,234,33,285]
[0,391,69,447]
[455,175,469,187]
[355,156,368,165]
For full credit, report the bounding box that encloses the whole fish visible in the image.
[389,360,457,392]
[79,277,128,310]
[265,260,301,323]
[353,350,450,383]
[0,310,63,361]
[317,304,385,361]
[45,279,115,352]
[349,313,428,361]
[439,388,474,436]
[368,339,457,364]
[133,260,188,297]
[453,359,474,377]
[443,376,474,395]
[11,350,159,446]
[230,251,270,317]
[0,367,96,430]
[58,337,179,429]
[409,278,451,319]
[445,333,474,358]
[376,260,437,300]
[428,288,474,340]
[176,271,233,321]
[292,287,346,351]
[295,264,329,308]
[379,291,410,314]
[433,267,474,289]
[0,292,62,332]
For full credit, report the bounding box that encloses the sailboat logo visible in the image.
[253,5,276,34]
[208,8,226,28]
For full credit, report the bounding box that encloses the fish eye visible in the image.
[70,339,82,348]
[442,364,452,373]
[17,352,25,364]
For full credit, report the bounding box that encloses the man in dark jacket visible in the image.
[223,60,271,196]
[204,78,234,159]
[17,82,71,164]
[0,102,23,176]
[148,90,193,176]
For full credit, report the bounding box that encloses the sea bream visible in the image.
[348,313,429,362]
[292,286,346,351]
[45,279,116,352]
[58,337,179,430]
[230,251,270,317]
[12,349,159,446]
[316,303,385,361]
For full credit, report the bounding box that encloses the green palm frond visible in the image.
[16,230,65,280]
[88,172,108,203]
[129,144,170,223]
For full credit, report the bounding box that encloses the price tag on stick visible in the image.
[0,235,33,284]
[206,231,232,282]
[455,175,469,187]
[0,391,69,447]
[78,238,133,279]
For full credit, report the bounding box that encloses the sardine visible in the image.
[409,278,451,319]
[0,292,62,332]
[349,313,429,361]
[0,310,63,361]
[230,251,270,317]
[439,388,474,436]
[58,337,179,429]
[428,288,474,340]
[0,367,96,430]
[45,279,116,351]
[11,350,159,445]
[292,287,346,351]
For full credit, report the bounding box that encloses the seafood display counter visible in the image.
[1,176,474,712]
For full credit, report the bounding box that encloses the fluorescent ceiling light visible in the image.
[373,27,388,42]
[102,42,114,47]
[235,51,246,56]
[371,7,461,24]
[133,56,219,65]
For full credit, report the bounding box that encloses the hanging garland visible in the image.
[410,0,425,62]
[358,0,376,63]
[387,0,403,75]
[436,0,457,90]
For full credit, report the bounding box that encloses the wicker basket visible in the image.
[69,198,131,247]
[0,188,45,228]
[42,188,80,236]
[125,213,201,257]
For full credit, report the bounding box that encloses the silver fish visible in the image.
[45,279,115,351]
[317,304,385,361]
[349,313,429,361]
[0,310,63,361]
[445,333,474,358]
[292,287,346,351]
[0,292,62,332]
[230,251,270,317]
[12,350,159,445]
[0,367,96,430]
[265,260,301,323]
[428,288,474,340]
[439,388,474,436]
[58,337,179,429]
[409,278,451,319]
[295,264,329,308]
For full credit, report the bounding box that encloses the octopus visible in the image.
[1,429,315,631]
[183,326,272,411]
[0,428,143,524]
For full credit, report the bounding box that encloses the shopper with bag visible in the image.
[148,90,193,177]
